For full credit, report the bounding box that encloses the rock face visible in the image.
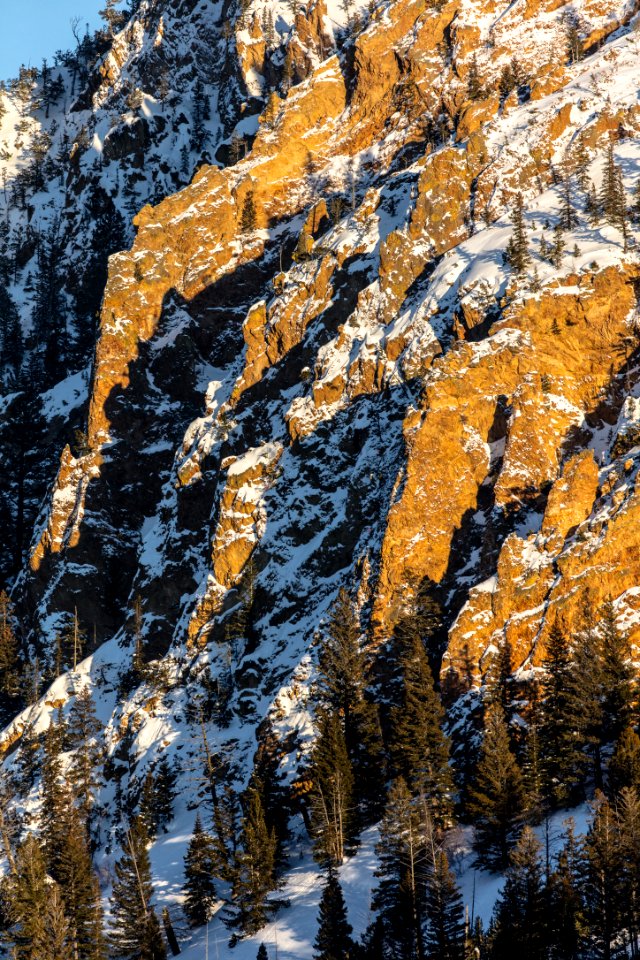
[20,0,640,674]
[6,0,640,945]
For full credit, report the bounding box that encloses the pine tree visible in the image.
[183,814,216,927]
[505,193,530,275]
[600,143,629,249]
[252,717,291,860]
[560,169,577,230]
[257,946,269,960]
[228,786,278,935]
[68,686,104,821]
[614,786,640,956]
[240,191,257,233]
[41,722,73,875]
[599,602,634,744]
[315,588,385,825]
[548,820,584,960]
[609,727,640,796]
[153,754,178,832]
[539,622,587,807]
[466,55,483,100]
[0,590,20,713]
[372,778,428,960]
[490,827,546,960]
[33,883,74,960]
[313,869,354,960]
[108,817,167,960]
[468,705,524,870]
[3,834,50,960]
[424,850,465,960]
[54,805,106,960]
[582,794,623,960]
[551,222,565,267]
[308,711,355,866]
[389,634,454,825]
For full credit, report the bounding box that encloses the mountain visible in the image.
[2,0,640,955]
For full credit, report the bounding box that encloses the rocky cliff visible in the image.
[3,0,640,952]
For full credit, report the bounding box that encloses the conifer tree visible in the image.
[109,817,167,960]
[257,946,269,960]
[466,55,483,100]
[506,193,530,275]
[252,717,291,860]
[153,754,178,833]
[560,169,577,230]
[33,883,74,960]
[241,192,257,233]
[599,602,634,744]
[68,686,104,821]
[582,794,623,960]
[313,869,354,960]
[609,727,640,796]
[551,222,565,268]
[389,634,454,825]
[41,722,73,875]
[539,622,586,807]
[489,827,546,960]
[0,590,20,716]
[424,850,465,960]
[468,705,524,869]
[600,144,629,249]
[228,786,278,935]
[54,805,106,960]
[372,778,429,960]
[547,820,584,960]
[3,833,50,960]
[183,814,216,927]
[614,786,640,955]
[308,711,355,866]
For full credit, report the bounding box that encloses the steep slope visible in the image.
[3,0,640,953]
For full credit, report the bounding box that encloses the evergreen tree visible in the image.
[614,787,640,956]
[490,827,546,960]
[581,794,623,960]
[183,814,216,928]
[372,778,429,960]
[108,817,167,960]
[54,805,106,960]
[551,222,565,267]
[41,722,73,875]
[315,590,384,824]
[599,602,634,744]
[600,143,629,249]
[313,869,354,960]
[0,589,20,716]
[560,169,577,230]
[240,191,257,233]
[548,820,584,960]
[153,754,178,833]
[389,634,454,825]
[308,711,355,866]
[3,833,50,960]
[505,193,530,275]
[424,850,465,960]
[33,883,74,960]
[468,705,524,869]
[609,727,640,796]
[228,786,278,935]
[68,686,104,821]
[252,717,291,860]
[466,55,483,100]
[257,946,269,960]
[539,622,586,807]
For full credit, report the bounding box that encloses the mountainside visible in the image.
[3,0,640,955]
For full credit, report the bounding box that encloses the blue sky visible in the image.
[0,0,105,81]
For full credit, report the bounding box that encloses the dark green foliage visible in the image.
[372,778,429,960]
[505,193,530,274]
[3,834,51,959]
[469,705,525,870]
[228,786,278,935]
[313,869,354,960]
[424,850,465,960]
[466,55,484,100]
[389,634,454,825]
[183,814,216,927]
[315,589,385,826]
[108,817,167,960]
[539,622,586,807]
[68,686,104,820]
[547,822,584,960]
[489,827,546,960]
[609,727,640,796]
[308,711,355,866]
[241,192,257,233]
[54,806,106,960]
[599,143,629,249]
[0,591,20,717]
